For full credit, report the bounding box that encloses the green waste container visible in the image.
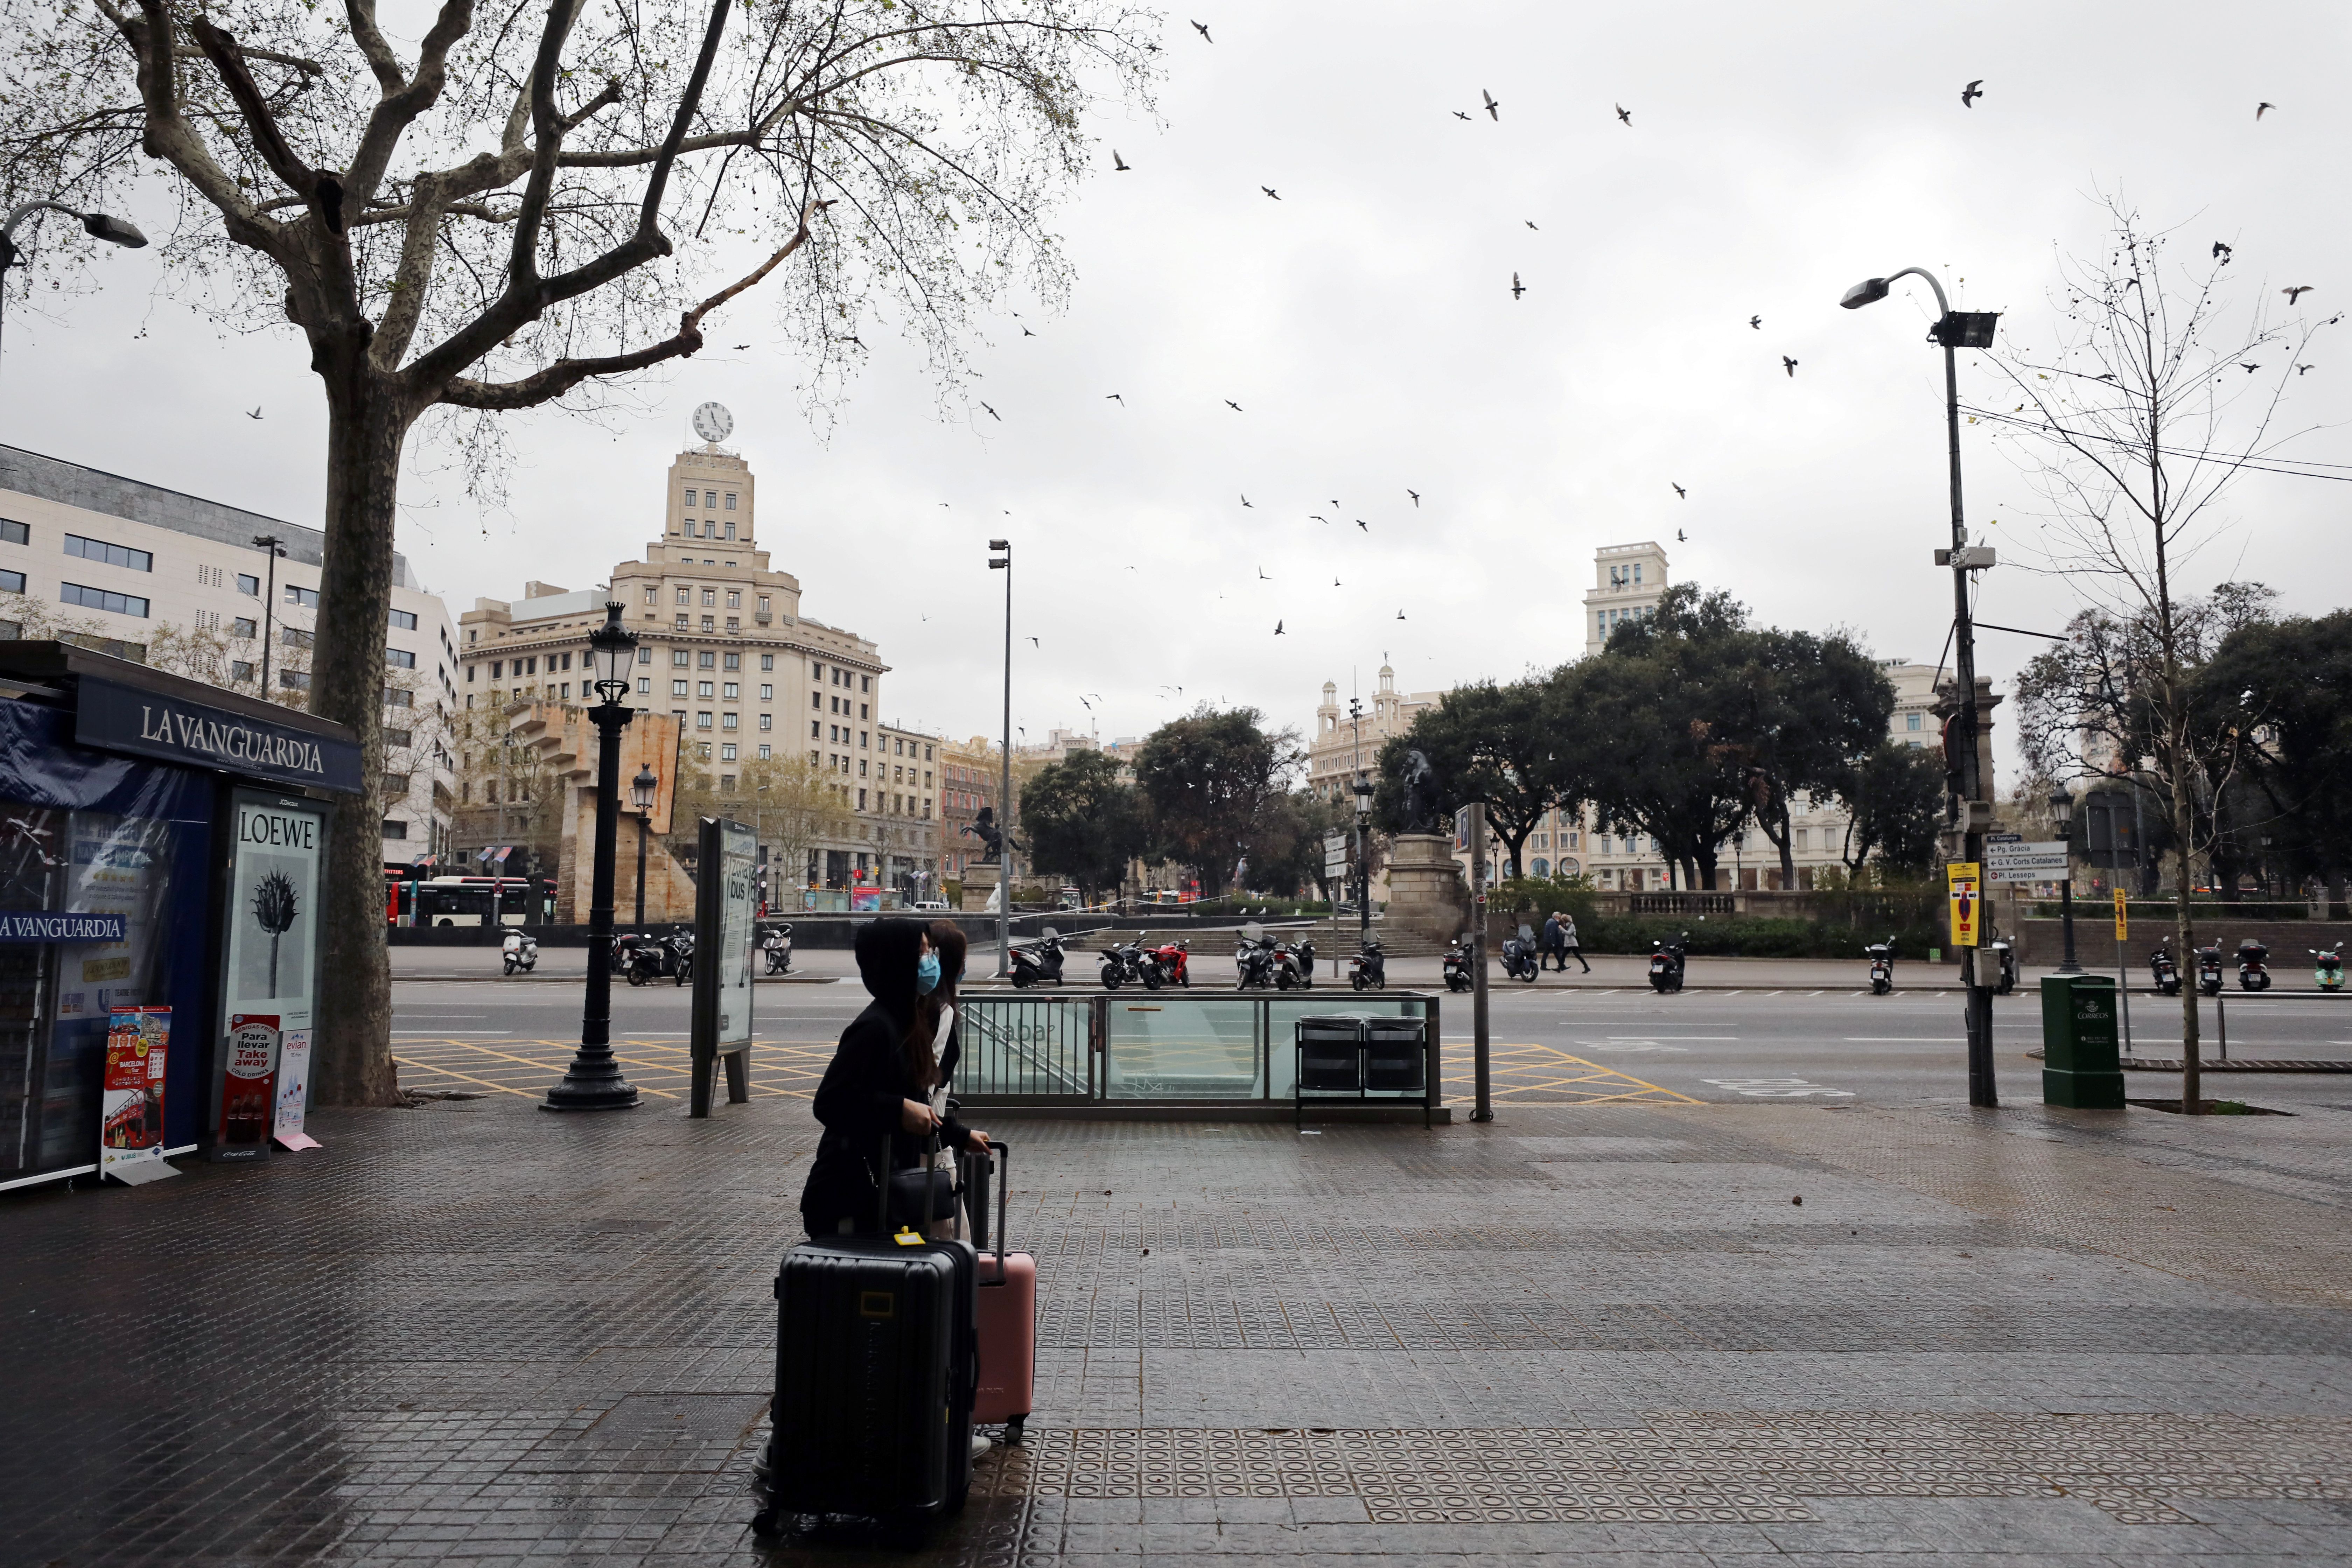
[2041,974,2125,1108]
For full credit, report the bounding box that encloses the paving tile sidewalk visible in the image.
[8,1093,2352,1564]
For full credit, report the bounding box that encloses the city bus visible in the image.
[412,876,544,927]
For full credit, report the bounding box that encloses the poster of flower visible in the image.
[216,797,324,1160]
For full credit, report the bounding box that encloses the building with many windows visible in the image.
[454,435,936,892]
[0,444,460,866]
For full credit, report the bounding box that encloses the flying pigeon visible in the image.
[1452,111,1472,122]
[1273,620,1284,635]
[1113,149,1130,171]
[1310,514,1331,524]
[1615,103,1631,125]
[1020,326,1035,337]
[2256,101,2274,120]
[1225,399,1244,411]
[1677,529,1687,543]
[980,401,1001,421]
[1357,519,1369,532]
[1749,315,1762,329]
[2213,241,2232,260]
[1396,609,1406,620]
[1106,393,1124,404]
[2284,285,2315,303]
[2297,364,2316,375]
[1261,186,1280,200]
[1783,356,1798,377]
[1407,489,1420,506]
[1332,576,1342,587]
[1525,220,1538,230]
[1482,89,1499,121]
[1191,19,1211,41]
[2240,362,2261,373]
[1240,495,1254,507]
[1257,567,1271,580]
[1672,483,1686,499]
[1027,637,1040,647]
[1960,79,1984,107]
[244,407,263,419]
[1511,272,1525,299]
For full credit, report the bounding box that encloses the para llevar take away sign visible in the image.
[1947,862,1982,948]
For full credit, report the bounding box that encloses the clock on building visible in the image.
[691,401,734,443]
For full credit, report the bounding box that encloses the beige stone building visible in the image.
[453,431,937,894]
[0,443,460,867]
[1307,664,1441,806]
[1584,540,1669,653]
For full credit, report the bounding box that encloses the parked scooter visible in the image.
[622,930,693,986]
[1234,926,1279,990]
[2195,943,2224,996]
[1441,936,1474,994]
[2149,944,2183,997]
[1349,937,1387,992]
[1144,934,1192,988]
[1269,935,1316,990]
[760,923,793,975]
[1985,935,2018,995]
[2237,938,2272,992]
[1865,936,1896,995]
[1647,931,1689,994]
[1499,924,1541,983]
[2315,944,2346,993]
[1007,927,1071,989]
[502,929,539,975]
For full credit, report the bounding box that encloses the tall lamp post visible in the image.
[0,202,146,381]
[1352,776,1374,949]
[1841,266,2002,1107]
[545,603,642,1111]
[2050,788,2082,975]
[631,764,658,930]
[252,534,286,695]
[988,538,1013,974]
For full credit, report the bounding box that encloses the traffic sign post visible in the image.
[1984,840,2070,883]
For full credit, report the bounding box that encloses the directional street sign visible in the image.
[1983,839,2069,883]
[1323,831,1350,877]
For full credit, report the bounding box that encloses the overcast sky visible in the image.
[4,2,2345,787]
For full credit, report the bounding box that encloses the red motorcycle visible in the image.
[1145,934,1192,988]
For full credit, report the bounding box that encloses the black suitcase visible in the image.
[758,1148,977,1532]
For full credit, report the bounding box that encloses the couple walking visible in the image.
[1540,911,1589,973]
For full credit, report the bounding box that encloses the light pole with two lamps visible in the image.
[2049,788,2082,976]
[544,603,642,1112]
[1352,776,1374,950]
[0,202,147,382]
[1841,266,2002,1107]
[988,538,1013,974]
[631,764,659,931]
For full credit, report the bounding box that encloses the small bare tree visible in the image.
[1983,197,2335,1111]
[0,0,1152,1104]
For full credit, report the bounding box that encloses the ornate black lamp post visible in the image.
[2050,787,2082,976]
[544,603,642,1111]
[631,764,658,930]
[1352,776,1374,947]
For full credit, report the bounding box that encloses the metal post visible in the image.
[2057,874,2081,975]
[547,609,641,1112]
[2216,990,2227,1064]
[995,542,1014,974]
[634,809,650,930]
[254,534,282,696]
[2118,938,2132,1056]
[1943,333,1996,1108]
[1469,801,1492,1123]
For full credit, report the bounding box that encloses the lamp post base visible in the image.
[542,1059,640,1112]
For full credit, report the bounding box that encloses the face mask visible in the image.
[916,953,941,994]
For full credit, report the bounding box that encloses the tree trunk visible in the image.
[1774,798,1797,889]
[309,373,407,1108]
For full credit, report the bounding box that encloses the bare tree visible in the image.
[0,0,1152,1104]
[1980,198,2334,1111]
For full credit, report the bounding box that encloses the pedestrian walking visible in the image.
[1541,911,1563,971]
[798,917,990,1239]
[1559,912,1590,974]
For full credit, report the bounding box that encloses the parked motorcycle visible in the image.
[622,930,693,987]
[1647,932,1689,994]
[1499,925,1541,983]
[1865,936,1896,995]
[1269,935,1316,990]
[2315,944,2346,993]
[1145,934,1192,988]
[1008,928,1072,989]
[2149,944,2183,997]
[2195,943,2224,996]
[2237,938,2272,992]
[1099,936,1153,990]
[1441,936,1473,994]
[1349,938,1387,992]
[502,930,539,975]
[1234,926,1279,990]
[1985,935,2018,996]
[761,923,793,975]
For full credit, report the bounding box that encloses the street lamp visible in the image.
[1352,776,1374,948]
[544,602,641,1111]
[631,764,659,930]
[2050,787,2081,976]
[0,201,147,383]
[1842,264,2002,1108]
[989,538,1013,975]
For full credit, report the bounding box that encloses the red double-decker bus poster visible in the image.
[100,1007,176,1185]
[218,1013,279,1157]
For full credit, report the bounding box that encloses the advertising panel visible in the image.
[214,794,326,1160]
[99,1006,175,1185]
[273,1028,318,1151]
[1947,861,1982,949]
[2113,889,2128,943]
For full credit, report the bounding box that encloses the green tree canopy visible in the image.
[1020,748,1147,905]
[2200,608,2352,901]
[1131,706,1301,896]
[1372,676,1585,879]
[1834,742,1946,878]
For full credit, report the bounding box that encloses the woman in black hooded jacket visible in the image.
[799,917,988,1235]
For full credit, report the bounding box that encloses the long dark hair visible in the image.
[853,917,938,1088]
[913,922,967,1084]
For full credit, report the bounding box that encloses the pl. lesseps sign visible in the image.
[76,678,362,794]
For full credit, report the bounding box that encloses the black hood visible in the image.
[854,916,925,1027]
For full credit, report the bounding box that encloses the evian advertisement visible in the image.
[214,795,326,1160]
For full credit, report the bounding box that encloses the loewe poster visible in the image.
[217,798,324,1159]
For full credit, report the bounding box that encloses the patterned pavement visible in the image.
[9,1083,2352,1563]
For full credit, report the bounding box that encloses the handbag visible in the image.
[878,1130,959,1226]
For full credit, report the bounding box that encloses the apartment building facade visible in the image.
[0,444,460,865]
[453,435,937,892]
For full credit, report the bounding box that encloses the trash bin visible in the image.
[1363,1017,1427,1093]
[1296,1017,1365,1093]
[2041,973,2124,1108]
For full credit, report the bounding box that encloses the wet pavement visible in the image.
[8,1087,2352,1563]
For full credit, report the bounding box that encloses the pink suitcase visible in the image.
[970,1142,1035,1439]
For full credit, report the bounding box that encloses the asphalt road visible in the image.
[390,975,2352,1111]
